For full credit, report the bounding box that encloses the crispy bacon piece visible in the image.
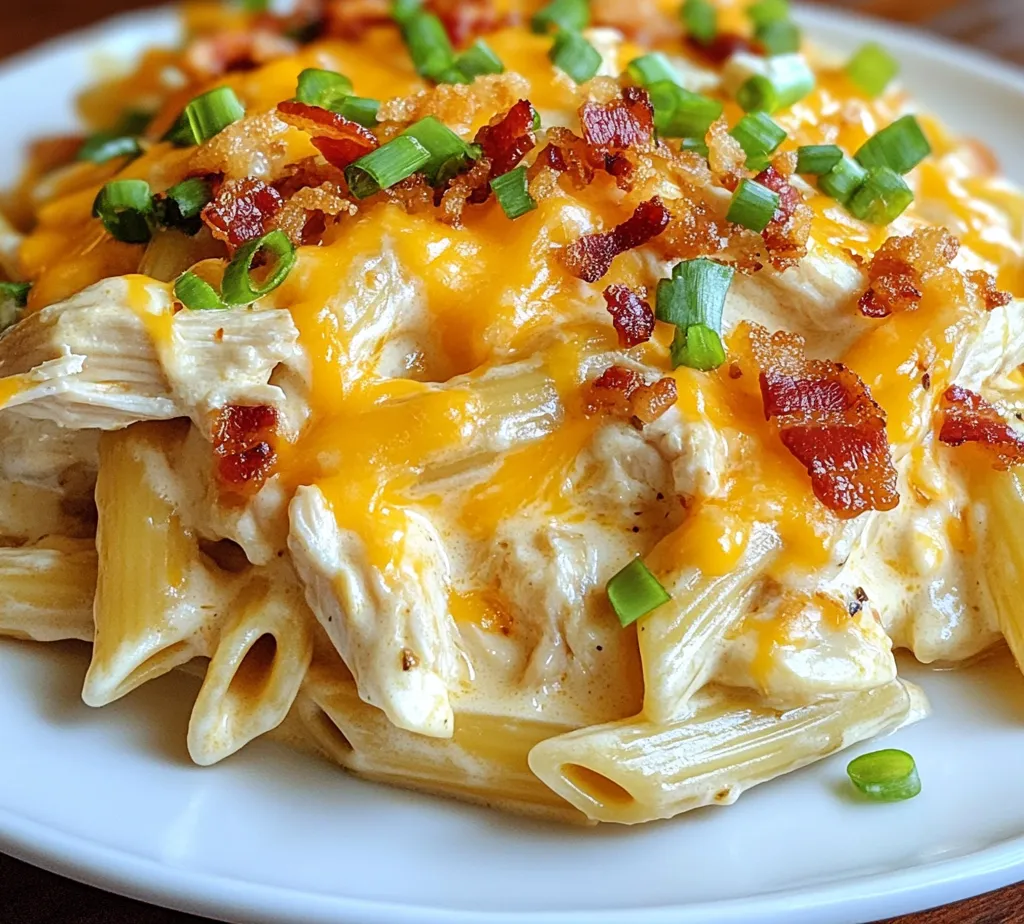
[202,177,284,250]
[213,404,279,496]
[603,284,655,347]
[383,174,435,213]
[685,33,759,65]
[858,228,960,318]
[438,157,493,225]
[587,365,678,426]
[430,0,503,46]
[563,198,671,283]
[579,87,655,155]
[967,269,1013,311]
[322,0,391,39]
[753,164,812,271]
[938,385,1024,469]
[475,99,537,178]
[751,326,899,518]
[276,100,379,170]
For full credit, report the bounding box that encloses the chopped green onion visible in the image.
[847,749,921,802]
[455,39,505,79]
[92,179,154,244]
[157,178,213,235]
[163,111,196,147]
[344,135,432,199]
[847,166,914,225]
[490,166,537,220]
[221,230,297,305]
[116,109,153,136]
[531,0,589,35]
[727,178,780,231]
[400,11,456,81]
[755,19,801,56]
[796,143,843,175]
[238,0,268,11]
[332,95,381,128]
[747,0,790,27]
[77,133,142,165]
[401,116,479,185]
[549,29,602,83]
[533,109,543,131]
[855,114,931,175]
[626,53,678,88]
[845,42,899,98]
[681,0,717,45]
[295,68,353,109]
[647,81,722,138]
[818,154,868,204]
[729,112,786,169]
[391,0,423,24]
[607,557,671,627]
[185,87,246,144]
[735,56,815,113]
[656,257,734,371]
[173,271,225,310]
[0,281,31,308]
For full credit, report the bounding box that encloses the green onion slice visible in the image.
[755,19,801,56]
[727,178,780,232]
[332,95,381,127]
[401,116,479,185]
[656,257,734,371]
[163,111,196,147]
[680,138,710,157]
[344,135,432,199]
[796,143,843,175]
[92,179,155,244]
[818,154,868,205]
[627,53,678,88]
[77,133,142,165]
[607,557,671,627]
[295,68,353,109]
[847,165,914,225]
[490,166,537,220]
[671,322,727,371]
[184,87,246,144]
[401,11,457,81]
[531,0,589,35]
[681,0,717,45]
[549,29,602,84]
[747,0,790,27]
[736,57,815,113]
[391,0,423,24]
[647,81,722,139]
[845,42,899,98]
[455,39,505,80]
[116,109,153,136]
[174,271,225,310]
[855,114,931,175]
[847,749,921,802]
[221,230,297,305]
[729,112,787,169]
[157,178,214,235]
[0,281,32,308]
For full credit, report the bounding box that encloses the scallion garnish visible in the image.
[295,68,353,109]
[400,11,457,81]
[847,165,914,225]
[184,87,246,144]
[221,230,297,305]
[681,138,710,157]
[656,257,734,371]
[490,166,537,219]
[116,109,153,137]
[681,0,717,45]
[735,56,815,113]
[401,116,479,185]
[391,0,423,25]
[727,178,780,231]
[549,29,602,83]
[0,281,31,308]
[455,39,505,79]
[755,19,801,56]
[747,0,790,27]
[173,271,225,310]
[627,53,678,88]
[845,42,899,98]
[92,179,155,244]
[163,111,196,147]
[818,154,868,204]
[344,135,432,199]
[607,557,671,627]
[531,0,589,35]
[855,114,931,175]
[333,95,381,127]
[647,81,722,138]
[847,749,921,802]
[77,133,142,165]
[729,112,787,170]
[796,143,843,175]
[156,178,214,236]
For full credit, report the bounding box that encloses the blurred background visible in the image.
[0,0,1022,63]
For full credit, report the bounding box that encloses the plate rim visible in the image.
[2,6,1024,923]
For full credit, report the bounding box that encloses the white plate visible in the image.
[2,8,1024,924]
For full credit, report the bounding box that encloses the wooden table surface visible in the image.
[1,2,1023,923]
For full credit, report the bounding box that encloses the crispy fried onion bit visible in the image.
[276,99,379,170]
[938,385,1024,470]
[202,177,285,250]
[587,365,678,427]
[563,197,671,282]
[751,325,899,518]
[213,404,279,497]
[603,284,655,347]
[858,227,961,318]
[753,162,812,271]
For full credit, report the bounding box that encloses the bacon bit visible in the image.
[579,87,655,155]
[430,0,503,46]
[587,365,678,426]
[563,198,671,282]
[858,228,960,318]
[657,194,728,261]
[276,99,379,170]
[603,284,655,347]
[686,33,759,65]
[378,73,530,135]
[183,29,296,79]
[753,164,812,271]
[271,182,355,245]
[202,177,284,250]
[213,404,279,496]
[273,156,348,199]
[438,157,494,226]
[28,135,85,174]
[938,385,1024,469]
[536,128,599,188]
[322,0,391,40]
[476,99,537,179]
[751,326,899,518]
[383,174,435,213]
[966,269,1013,311]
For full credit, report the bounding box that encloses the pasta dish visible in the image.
[1,0,1023,825]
